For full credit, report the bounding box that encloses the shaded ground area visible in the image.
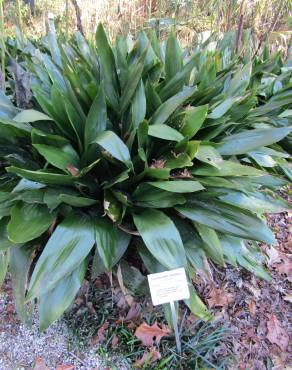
[0,210,291,369]
[195,211,292,369]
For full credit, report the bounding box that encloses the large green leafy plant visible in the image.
[0,25,291,330]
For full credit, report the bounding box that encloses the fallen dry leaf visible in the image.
[91,321,109,346]
[111,334,119,349]
[283,294,292,303]
[86,301,97,315]
[117,264,134,306]
[248,300,256,317]
[117,302,141,324]
[56,365,75,370]
[275,261,292,277]
[134,349,161,368]
[266,246,281,266]
[266,314,289,351]
[245,284,261,299]
[33,358,49,370]
[134,322,171,347]
[206,287,234,308]
[66,164,79,176]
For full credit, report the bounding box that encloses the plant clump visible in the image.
[0,24,291,330]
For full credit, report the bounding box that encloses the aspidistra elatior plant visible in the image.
[0,24,291,330]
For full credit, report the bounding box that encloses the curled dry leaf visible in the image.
[66,164,79,176]
[111,334,119,349]
[206,286,234,308]
[134,349,161,368]
[33,358,49,370]
[266,314,289,351]
[134,321,171,347]
[117,264,134,306]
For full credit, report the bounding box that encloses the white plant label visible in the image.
[147,268,190,306]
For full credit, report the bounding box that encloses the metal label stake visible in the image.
[147,268,190,355]
[170,301,181,354]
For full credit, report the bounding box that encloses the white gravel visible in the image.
[0,292,128,370]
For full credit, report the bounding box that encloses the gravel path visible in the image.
[0,283,128,370]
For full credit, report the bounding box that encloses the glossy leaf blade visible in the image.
[148,124,184,142]
[218,127,292,155]
[176,200,275,244]
[149,87,196,126]
[8,203,54,243]
[84,84,107,148]
[96,23,119,110]
[27,215,95,300]
[94,131,131,167]
[147,180,204,193]
[13,110,53,123]
[94,217,118,271]
[6,167,74,185]
[33,144,80,173]
[133,209,187,269]
[39,260,87,331]
[181,105,208,137]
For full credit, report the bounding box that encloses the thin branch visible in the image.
[253,0,285,57]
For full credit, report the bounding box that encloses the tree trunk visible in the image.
[23,0,35,16]
[70,0,84,36]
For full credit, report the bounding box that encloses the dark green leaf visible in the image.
[6,167,74,185]
[131,80,146,129]
[0,218,14,251]
[192,160,264,177]
[39,260,87,331]
[194,223,224,265]
[181,105,208,137]
[33,144,80,173]
[146,180,204,193]
[165,33,183,81]
[59,194,97,207]
[195,145,223,167]
[148,124,184,141]
[27,215,95,300]
[94,131,131,167]
[176,200,275,244]
[149,87,196,126]
[92,229,130,276]
[96,23,119,110]
[218,127,292,155]
[185,285,211,321]
[120,48,147,113]
[84,84,107,148]
[94,217,117,270]
[10,245,34,324]
[133,209,187,269]
[13,110,53,123]
[8,203,54,243]
[133,184,186,208]
[220,235,271,280]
